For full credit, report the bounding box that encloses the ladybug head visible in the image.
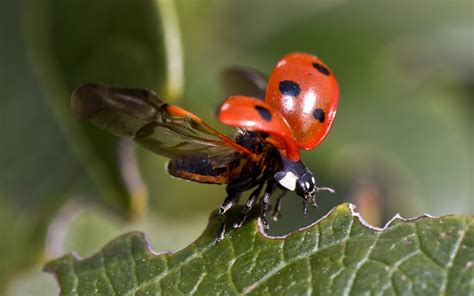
[274,158,316,200]
[295,171,317,200]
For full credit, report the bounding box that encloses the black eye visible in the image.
[279,80,301,96]
[313,108,325,123]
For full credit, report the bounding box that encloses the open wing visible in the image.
[220,67,267,100]
[219,95,300,161]
[71,82,254,160]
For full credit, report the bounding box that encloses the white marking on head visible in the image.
[278,171,298,191]
[305,182,310,189]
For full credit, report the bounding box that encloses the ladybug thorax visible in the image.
[265,53,339,150]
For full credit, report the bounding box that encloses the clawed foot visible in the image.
[271,210,281,221]
[216,210,227,243]
[259,215,269,231]
[233,215,246,229]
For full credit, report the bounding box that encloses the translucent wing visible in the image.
[71,82,254,160]
[220,67,267,100]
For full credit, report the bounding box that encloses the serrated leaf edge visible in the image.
[256,202,440,240]
[45,202,451,270]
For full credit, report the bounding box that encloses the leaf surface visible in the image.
[46,204,473,295]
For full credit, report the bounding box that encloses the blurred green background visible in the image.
[1,0,472,294]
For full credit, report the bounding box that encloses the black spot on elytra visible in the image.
[279,80,301,96]
[313,108,325,123]
[255,105,272,121]
[312,63,330,76]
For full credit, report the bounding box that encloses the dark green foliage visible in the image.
[46,204,473,295]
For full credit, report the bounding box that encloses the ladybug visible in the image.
[71,52,339,240]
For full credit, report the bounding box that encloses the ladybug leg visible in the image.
[303,200,309,216]
[233,182,265,229]
[234,192,243,204]
[219,191,240,216]
[271,190,287,221]
[217,220,226,242]
[259,180,276,231]
[311,194,318,209]
[217,191,239,242]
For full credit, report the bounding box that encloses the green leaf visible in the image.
[45,203,473,295]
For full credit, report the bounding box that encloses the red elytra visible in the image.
[219,52,339,160]
[265,52,339,150]
[219,96,299,161]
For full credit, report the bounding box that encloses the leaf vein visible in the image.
[226,239,239,293]
[440,225,466,294]
[100,251,118,295]
[414,223,445,269]
[341,233,379,296]
[128,238,139,286]
[306,257,313,296]
[70,257,79,296]
[189,271,207,295]
[381,251,420,295]
[242,231,356,294]
[125,242,213,294]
